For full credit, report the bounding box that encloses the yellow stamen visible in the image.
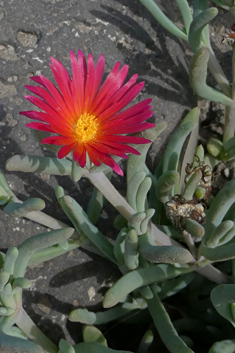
[75,113,99,142]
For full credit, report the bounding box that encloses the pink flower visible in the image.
[20,50,154,176]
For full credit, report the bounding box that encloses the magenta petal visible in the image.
[89,142,128,159]
[19,111,47,122]
[73,144,86,167]
[86,144,123,175]
[25,122,54,132]
[41,136,74,145]
[58,144,76,158]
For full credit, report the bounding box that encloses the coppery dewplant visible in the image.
[2,1,235,353]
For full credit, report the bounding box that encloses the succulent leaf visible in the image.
[124,229,139,270]
[103,264,190,308]
[188,8,218,52]
[6,155,72,176]
[83,326,107,347]
[59,339,75,353]
[127,121,167,183]
[189,48,234,105]
[211,284,235,327]
[4,199,45,218]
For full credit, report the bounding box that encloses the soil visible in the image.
[0,0,233,350]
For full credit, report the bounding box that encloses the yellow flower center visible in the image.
[75,113,99,142]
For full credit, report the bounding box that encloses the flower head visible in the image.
[20,50,155,176]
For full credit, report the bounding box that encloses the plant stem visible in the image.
[194,259,232,283]
[86,171,180,247]
[182,230,197,259]
[15,308,58,353]
[26,210,68,230]
[86,171,134,219]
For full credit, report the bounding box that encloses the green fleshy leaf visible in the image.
[59,195,116,263]
[72,160,83,182]
[14,227,74,277]
[220,135,235,160]
[6,155,72,176]
[58,240,69,250]
[207,137,223,157]
[201,241,235,261]
[0,330,43,353]
[28,240,80,266]
[0,169,15,198]
[124,229,139,270]
[189,48,234,105]
[103,264,190,308]
[113,214,127,230]
[3,248,18,274]
[162,107,199,174]
[155,171,180,203]
[127,172,146,211]
[128,212,146,236]
[137,329,153,353]
[127,121,167,183]
[188,8,218,52]
[0,271,10,292]
[205,221,235,248]
[194,186,206,199]
[4,198,45,218]
[5,327,28,340]
[182,170,202,200]
[204,153,220,170]
[12,278,31,292]
[147,287,194,353]
[167,152,179,172]
[59,339,75,353]
[211,284,235,327]
[210,0,230,9]
[138,0,188,41]
[74,342,132,353]
[209,339,235,353]
[113,228,128,265]
[83,326,107,347]
[138,286,154,299]
[195,145,205,161]
[128,209,155,235]
[139,234,193,264]
[0,308,7,315]
[203,178,235,243]
[174,0,192,34]
[184,218,205,238]
[159,273,195,300]
[69,300,139,325]
[136,177,152,212]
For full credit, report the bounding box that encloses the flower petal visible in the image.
[19,111,48,122]
[25,122,54,132]
[86,144,123,176]
[41,136,76,145]
[58,143,76,159]
[73,143,86,167]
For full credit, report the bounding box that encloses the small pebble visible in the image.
[224,168,230,178]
